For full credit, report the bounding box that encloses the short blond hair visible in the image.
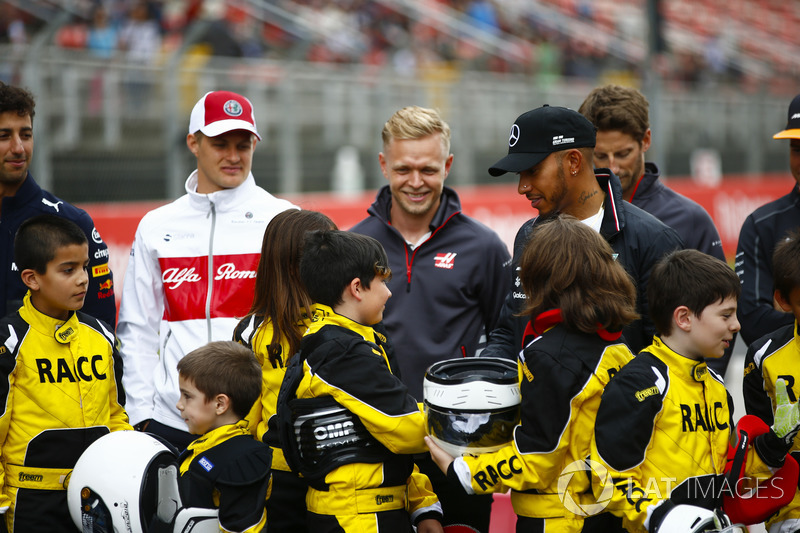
[382,106,451,154]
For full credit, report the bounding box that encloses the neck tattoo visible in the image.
[579,189,600,205]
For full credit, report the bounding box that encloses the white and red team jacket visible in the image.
[117,171,297,430]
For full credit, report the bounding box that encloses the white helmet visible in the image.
[67,431,178,533]
[423,357,521,457]
[655,504,745,533]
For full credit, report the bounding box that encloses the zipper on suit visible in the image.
[206,201,216,342]
[402,212,459,294]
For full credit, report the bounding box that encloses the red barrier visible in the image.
[78,173,794,317]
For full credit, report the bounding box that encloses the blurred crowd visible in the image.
[1,0,798,93]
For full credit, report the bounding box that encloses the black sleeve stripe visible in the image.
[595,356,667,471]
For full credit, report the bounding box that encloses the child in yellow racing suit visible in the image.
[276,230,442,533]
[0,215,131,532]
[233,209,336,533]
[592,249,800,532]
[743,229,800,532]
[426,215,640,533]
[175,341,272,533]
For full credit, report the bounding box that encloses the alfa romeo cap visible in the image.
[774,93,800,140]
[189,90,261,140]
[488,105,596,177]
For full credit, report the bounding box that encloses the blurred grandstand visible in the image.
[0,0,798,202]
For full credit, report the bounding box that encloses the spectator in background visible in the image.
[87,5,118,115]
[118,1,161,112]
[117,90,296,451]
[735,92,800,345]
[87,5,117,59]
[578,84,733,375]
[0,82,116,328]
[350,106,510,533]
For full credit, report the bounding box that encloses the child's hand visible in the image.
[415,518,444,533]
[424,436,455,474]
[773,378,800,444]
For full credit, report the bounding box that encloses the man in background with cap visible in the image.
[480,105,683,363]
[735,93,800,346]
[117,90,297,450]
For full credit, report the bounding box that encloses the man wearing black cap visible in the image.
[735,93,800,345]
[481,105,683,361]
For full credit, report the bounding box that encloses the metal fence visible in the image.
[2,43,791,204]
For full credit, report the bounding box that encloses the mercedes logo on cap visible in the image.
[509,124,520,147]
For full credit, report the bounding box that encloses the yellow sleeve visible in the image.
[459,439,559,495]
[406,465,442,524]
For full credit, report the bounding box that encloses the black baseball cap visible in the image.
[488,105,596,177]
[774,93,800,140]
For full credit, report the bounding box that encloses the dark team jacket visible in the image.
[350,185,511,400]
[735,185,800,345]
[631,163,725,262]
[481,169,684,359]
[178,421,272,533]
[631,163,734,375]
[456,309,634,525]
[0,173,116,328]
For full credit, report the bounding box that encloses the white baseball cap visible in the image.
[188,90,261,140]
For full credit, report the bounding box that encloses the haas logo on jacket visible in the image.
[434,253,457,270]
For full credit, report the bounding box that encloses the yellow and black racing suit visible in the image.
[743,320,800,532]
[281,304,441,533]
[593,337,776,533]
[233,306,318,533]
[178,420,272,533]
[448,309,634,532]
[0,292,131,532]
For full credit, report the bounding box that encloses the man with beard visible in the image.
[0,82,116,328]
[736,92,800,346]
[578,85,724,261]
[480,105,683,362]
[578,85,733,376]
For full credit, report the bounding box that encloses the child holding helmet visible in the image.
[426,214,638,532]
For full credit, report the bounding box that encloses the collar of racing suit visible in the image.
[19,290,79,343]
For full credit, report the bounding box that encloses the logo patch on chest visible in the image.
[434,253,457,269]
[198,456,214,472]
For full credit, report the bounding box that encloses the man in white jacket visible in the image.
[117,90,297,450]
